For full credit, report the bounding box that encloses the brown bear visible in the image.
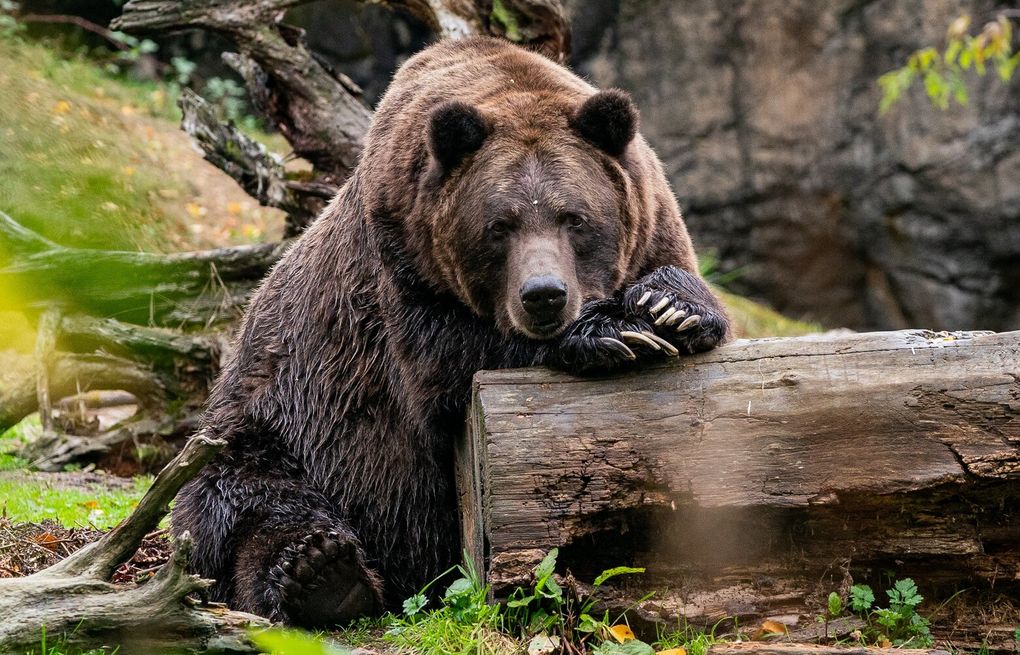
[173,35,730,628]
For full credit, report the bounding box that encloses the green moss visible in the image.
[490,0,523,42]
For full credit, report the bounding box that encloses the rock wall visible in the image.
[571,0,1020,330]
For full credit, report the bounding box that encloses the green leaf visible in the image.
[892,578,922,606]
[402,593,427,616]
[827,592,843,617]
[534,548,558,582]
[444,577,473,598]
[593,566,646,587]
[594,639,656,655]
[543,576,563,602]
[849,584,875,612]
[249,628,350,655]
[506,593,536,608]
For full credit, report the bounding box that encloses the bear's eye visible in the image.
[487,220,511,237]
[562,213,587,229]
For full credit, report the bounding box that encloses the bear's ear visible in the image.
[570,89,638,158]
[428,101,490,172]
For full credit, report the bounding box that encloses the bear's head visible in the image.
[420,89,641,340]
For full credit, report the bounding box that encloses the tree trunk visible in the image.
[458,329,1020,647]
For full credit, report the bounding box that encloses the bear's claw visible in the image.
[619,330,678,356]
[269,531,381,628]
[598,337,637,360]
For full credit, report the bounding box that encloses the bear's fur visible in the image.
[173,36,730,627]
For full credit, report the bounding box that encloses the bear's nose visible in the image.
[520,275,568,320]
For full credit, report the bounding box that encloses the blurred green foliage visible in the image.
[879,13,1020,112]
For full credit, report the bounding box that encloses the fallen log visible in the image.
[0,434,269,654]
[0,210,287,326]
[458,329,1020,645]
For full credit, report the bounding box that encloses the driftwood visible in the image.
[0,434,269,654]
[459,329,1020,646]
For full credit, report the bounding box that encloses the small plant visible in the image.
[879,12,1020,112]
[816,591,843,638]
[841,579,933,648]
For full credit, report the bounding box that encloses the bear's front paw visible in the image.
[547,298,679,374]
[623,285,728,354]
[268,531,382,628]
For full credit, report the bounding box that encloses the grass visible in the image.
[0,38,183,253]
[0,474,152,529]
[0,416,152,529]
[719,290,822,338]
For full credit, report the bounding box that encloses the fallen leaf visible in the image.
[527,634,560,655]
[752,620,788,640]
[657,649,687,655]
[609,624,636,643]
[31,532,61,552]
[51,100,71,115]
[186,202,207,219]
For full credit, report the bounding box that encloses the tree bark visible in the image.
[459,329,1020,645]
[0,434,269,654]
[178,88,332,235]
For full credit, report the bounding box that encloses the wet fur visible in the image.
[173,36,730,625]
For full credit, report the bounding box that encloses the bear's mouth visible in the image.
[511,315,569,341]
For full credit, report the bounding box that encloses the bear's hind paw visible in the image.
[268,531,382,628]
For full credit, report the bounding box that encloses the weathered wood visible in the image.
[707,645,949,655]
[0,435,268,654]
[461,330,1020,639]
[178,88,330,235]
[0,210,287,326]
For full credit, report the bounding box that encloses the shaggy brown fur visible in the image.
[173,36,729,627]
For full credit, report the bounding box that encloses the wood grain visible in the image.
[461,329,1020,638]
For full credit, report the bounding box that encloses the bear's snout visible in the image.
[520,275,568,329]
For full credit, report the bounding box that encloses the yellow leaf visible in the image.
[609,625,635,643]
[51,100,71,115]
[658,649,687,655]
[752,620,789,640]
[186,202,207,219]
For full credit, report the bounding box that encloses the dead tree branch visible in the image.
[0,435,268,654]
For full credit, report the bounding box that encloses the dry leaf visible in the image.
[752,620,788,640]
[31,532,61,552]
[658,649,687,655]
[527,634,560,655]
[609,624,636,643]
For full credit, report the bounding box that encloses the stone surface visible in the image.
[569,0,1020,331]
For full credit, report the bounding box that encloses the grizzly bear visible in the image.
[173,36,730,627]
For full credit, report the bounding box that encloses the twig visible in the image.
[18,14,132,50]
